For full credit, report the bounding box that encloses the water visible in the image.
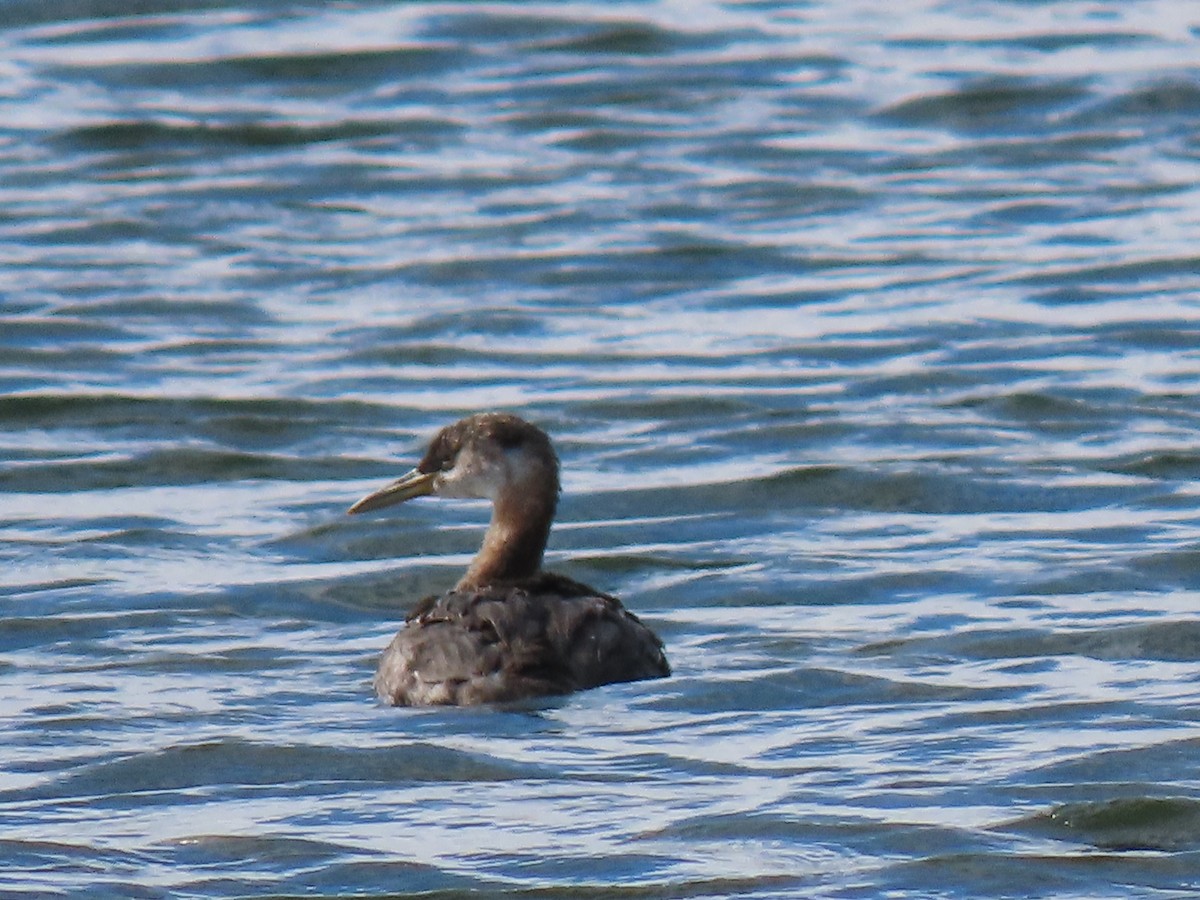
[3,0,1200,896]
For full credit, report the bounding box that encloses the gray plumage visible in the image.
[373,573,670,706]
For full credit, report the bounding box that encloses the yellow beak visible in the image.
[347,468,438,515]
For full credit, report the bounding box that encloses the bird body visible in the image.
[374,573,669,706]
[349,413,669,706]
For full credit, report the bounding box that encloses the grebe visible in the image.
[348,412,670,706]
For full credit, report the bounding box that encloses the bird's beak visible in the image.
[347,468,438,515]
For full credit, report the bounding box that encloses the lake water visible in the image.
[3,0,1200,896]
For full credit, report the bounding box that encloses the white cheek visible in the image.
[436,456,503,500]
[502,450,540,489]
[435,469,481,499]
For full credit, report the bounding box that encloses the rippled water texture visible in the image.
[3,1,1200,897]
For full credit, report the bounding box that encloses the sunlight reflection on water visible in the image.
[3,0,1200,896]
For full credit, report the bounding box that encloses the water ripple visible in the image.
[3,0,1200,897]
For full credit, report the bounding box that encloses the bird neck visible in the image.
[457,484,556,591]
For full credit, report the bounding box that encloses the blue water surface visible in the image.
[3,1,1200,897]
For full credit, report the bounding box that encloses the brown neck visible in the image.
[456,484,556,591]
